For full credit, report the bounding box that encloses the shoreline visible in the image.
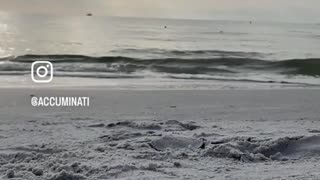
[1,75,319,90]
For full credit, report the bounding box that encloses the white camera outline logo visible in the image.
[31,61,53,83]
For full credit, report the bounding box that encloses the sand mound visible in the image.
[205,135,320,162]
[106,120,201,131]
[99,132,144,141]
[256,135,320,159]
[164,120,201,131]
[106,121,162,130]
[49,170,87,180]
[150,136,204,151]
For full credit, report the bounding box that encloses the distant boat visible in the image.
[86,13,93,16]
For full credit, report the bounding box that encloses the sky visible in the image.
[0,0,319,22]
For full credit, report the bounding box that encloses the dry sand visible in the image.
[0,88,320,179]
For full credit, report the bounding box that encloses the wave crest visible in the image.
[0,54,319,85]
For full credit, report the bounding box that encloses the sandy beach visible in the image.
[0,88,320,179]
[1,1,320,179]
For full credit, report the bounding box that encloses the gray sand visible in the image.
[0,88,320,179]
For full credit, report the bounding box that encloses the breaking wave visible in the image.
[0,54,319,85]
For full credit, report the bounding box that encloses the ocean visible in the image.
[0,14,320,87]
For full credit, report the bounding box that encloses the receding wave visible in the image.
[0,54,319,84]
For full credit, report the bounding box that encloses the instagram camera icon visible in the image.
[31,61,53,83]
